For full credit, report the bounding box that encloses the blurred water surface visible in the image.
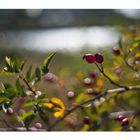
[0,26,120,52]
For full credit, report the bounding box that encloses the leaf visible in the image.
[42,52,56,74]
[129,42,140,52]
[4,56,25,73]
[5,56,11,66]
[13,58,25,73]
[23,100,35,107]
[16,79,21,90]
[38,112,49,125]
[16,79,25,96]
[36,94,47,103]
[35,67,41,82]
[26,65,32,82]
[1,83,18,99]
[2,83,13,90]
[0,97,10,105]
[19,110,36,128]
[0,71,15,76]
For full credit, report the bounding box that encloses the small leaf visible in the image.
[2,83,13,89]
[42,52,56,74]
[35,67,41,82]
[0,97,10,105]
[1,83,18,99]
[38,112,49,125]
[4,56,25,73]
[0,71,15,76]
[23,100,35,107]
[26,65,33,82]
[5,56,11,65]
[16,79,25,96]
[19,110,36,128]
[16,79,21,90]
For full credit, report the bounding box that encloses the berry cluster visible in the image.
[83,53,104,64]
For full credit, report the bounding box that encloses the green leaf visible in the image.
[0,71,15,76]
[5,56,11,66]
[26,65,33,82]
[35,67,41,82]
[2,83,13,89]
[42,52,56,74]
[19,110,36,128]
[23,100,35,107]
[16,79,21,91]
[36,94,47,104]
[4,56,25,73]
[16,79,25,96]
[1,83,18,99]
[39,112,49,125]
[0,97,10,105]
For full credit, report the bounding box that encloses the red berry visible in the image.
[83,54,95,64]
[112,47,121,55]
[121,118,129,126]
[115,115,125,121]
[35,123,42,129]
[95,53,104,63]
[6,108,14,115]
[83,116,91,125]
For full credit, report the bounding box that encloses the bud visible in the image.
[44,72,58,83]
[67,91,75,99]
[6,108,14,115]
[35,91,42,98]
[83,78,93,86]
[35,123,42,129]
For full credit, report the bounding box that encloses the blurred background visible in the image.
[1,9,140,130]
[0,9,140,53]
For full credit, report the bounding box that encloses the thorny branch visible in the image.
[47,85,140,131]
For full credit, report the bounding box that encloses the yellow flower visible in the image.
[43,102,53,109]
[51,97,65,118]
[42,97,65,118]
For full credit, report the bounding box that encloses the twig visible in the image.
[95,62,128,89]
[18,74,36,96]
[47,85,140,131]
[130,109,140,125]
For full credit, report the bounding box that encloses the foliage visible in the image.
[1,28,140,131]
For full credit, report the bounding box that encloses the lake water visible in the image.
[0,26,121,52]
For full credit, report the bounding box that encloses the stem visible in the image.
[19,74,36,96]
[95,62,128,89]
[47,85,140,131]
[130,109,140,125]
